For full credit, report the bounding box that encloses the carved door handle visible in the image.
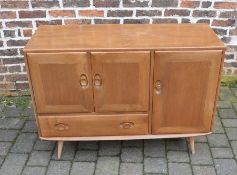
[54,123,69,131]
[119,122,134,129]
[94,74,102,88]
[154,80,162,95]
[79,74,88,88]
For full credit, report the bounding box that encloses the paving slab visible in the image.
[168,163,192,175]
[71,162,95,175]
[95,157,120,175]
[120,163,143,175]
[46,160,71,175]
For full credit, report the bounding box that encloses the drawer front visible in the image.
[38,114,148,137]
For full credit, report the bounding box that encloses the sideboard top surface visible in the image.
[24,24,225,52]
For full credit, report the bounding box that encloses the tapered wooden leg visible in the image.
[188,137,195,154]
[57,141,64,159]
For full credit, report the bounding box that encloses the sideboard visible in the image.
[24,24,225,158]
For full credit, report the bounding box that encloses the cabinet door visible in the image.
[152,50,222,134]
[27,52,93,113]
[91,52,150,112]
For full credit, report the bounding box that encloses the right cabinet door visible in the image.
[152,50,222,134]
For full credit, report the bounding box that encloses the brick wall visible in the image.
[0,0,236,94]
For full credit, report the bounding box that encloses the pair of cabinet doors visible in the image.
[27,50,222,134]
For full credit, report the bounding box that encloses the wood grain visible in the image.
[24,24,225,53]
[27,52,93,113]
[152,50,222,134]
[91,51,150,112]
[38,114,148,137]
[39,132,212,141]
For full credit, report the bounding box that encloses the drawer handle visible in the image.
[94,74,102,88]
[80,74,88,88]
[154,80,162,95]
[54,123,69,131]
[120,122,134,129]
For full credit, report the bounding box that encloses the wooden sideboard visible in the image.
[24,24,225,158]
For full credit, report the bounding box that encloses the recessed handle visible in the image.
[94,74,102,88]
[119,122,134,129]
[54,123,69,131]
[154,80,162,95]
[80,74,88,88]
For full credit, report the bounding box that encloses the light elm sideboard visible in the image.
[24,24,225,158]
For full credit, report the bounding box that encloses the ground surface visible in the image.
[0,87,237,175]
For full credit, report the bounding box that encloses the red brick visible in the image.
[181,18,191,23]
[180,1,200,8]
[0,82,16,91]
[153,18,178,23]
[5,74,28,82]
[212,19,235,27]
[0,49,18,56]
[152,0,178,7]
[3,30,16,38]
[224,62,232,67]
[63,0,89,7]
[16,82,29,90]
[123,0,149,7]
[225,54,234,60]
[49,10,75,17]
[221,37,231,44]
[201,1,212,8]
[94,0,120,7]
[226,45,237,52]
[64,19,91,25]
[19,10,46,18]
[94,19,120,24]
[214,2,237,9]
[230,28,237,35]
[213,28,228,36]
[31,1,60,8]
[219,11,237,18]
[19,48,24,55]
[7,39,28,47]
[0,76,4,82]
[192,10,216,17]
[0,11,16,19]
[8,65,21,73]
[5,21,32,28]
[230,62,237,68]
[124,19,150,24]
[136,10,162,17]
[164,9,190,16]
[36,20,62,27]
[22,29,32,37]
[0,66,7,73]
[79,10,104,17]
[107,10,133,17]
[2,57,24,64]
[196,19,210,24]
[1,1,28,9]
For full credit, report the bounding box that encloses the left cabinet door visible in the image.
[27,52,93,113]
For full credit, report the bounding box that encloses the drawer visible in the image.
[38,114,148,137]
